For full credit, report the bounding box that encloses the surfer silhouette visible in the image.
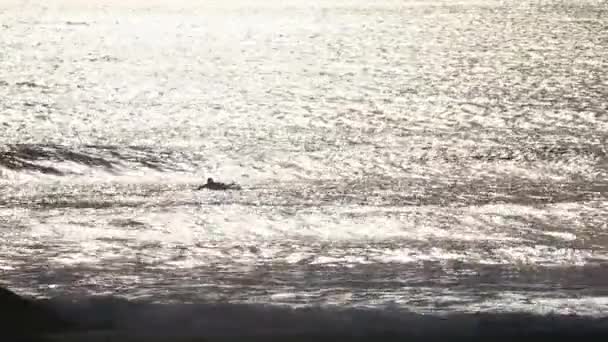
[197,178,242,191]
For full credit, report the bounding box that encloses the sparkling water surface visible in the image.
[1,0,608,317]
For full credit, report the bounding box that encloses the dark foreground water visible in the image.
[1,0,608,339]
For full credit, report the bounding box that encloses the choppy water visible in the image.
[1,0,608,337]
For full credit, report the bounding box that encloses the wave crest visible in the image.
[0,144,186,176]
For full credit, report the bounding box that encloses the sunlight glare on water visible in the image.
[1,0,608,317]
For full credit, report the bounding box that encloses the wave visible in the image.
[10,293,608,342]
[0,144,188,176]
[0,141,605,178]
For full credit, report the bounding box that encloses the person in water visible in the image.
[197,178,242,190]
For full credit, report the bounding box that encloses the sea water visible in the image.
[1,0,608,338]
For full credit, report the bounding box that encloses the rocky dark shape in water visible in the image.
[0,286,74,340]
[197,177,242,191]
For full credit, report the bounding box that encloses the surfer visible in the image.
[197,178,242,191]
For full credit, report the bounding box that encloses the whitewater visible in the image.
[1,0,608,339]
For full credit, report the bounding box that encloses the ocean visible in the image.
[1,0,608,339]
